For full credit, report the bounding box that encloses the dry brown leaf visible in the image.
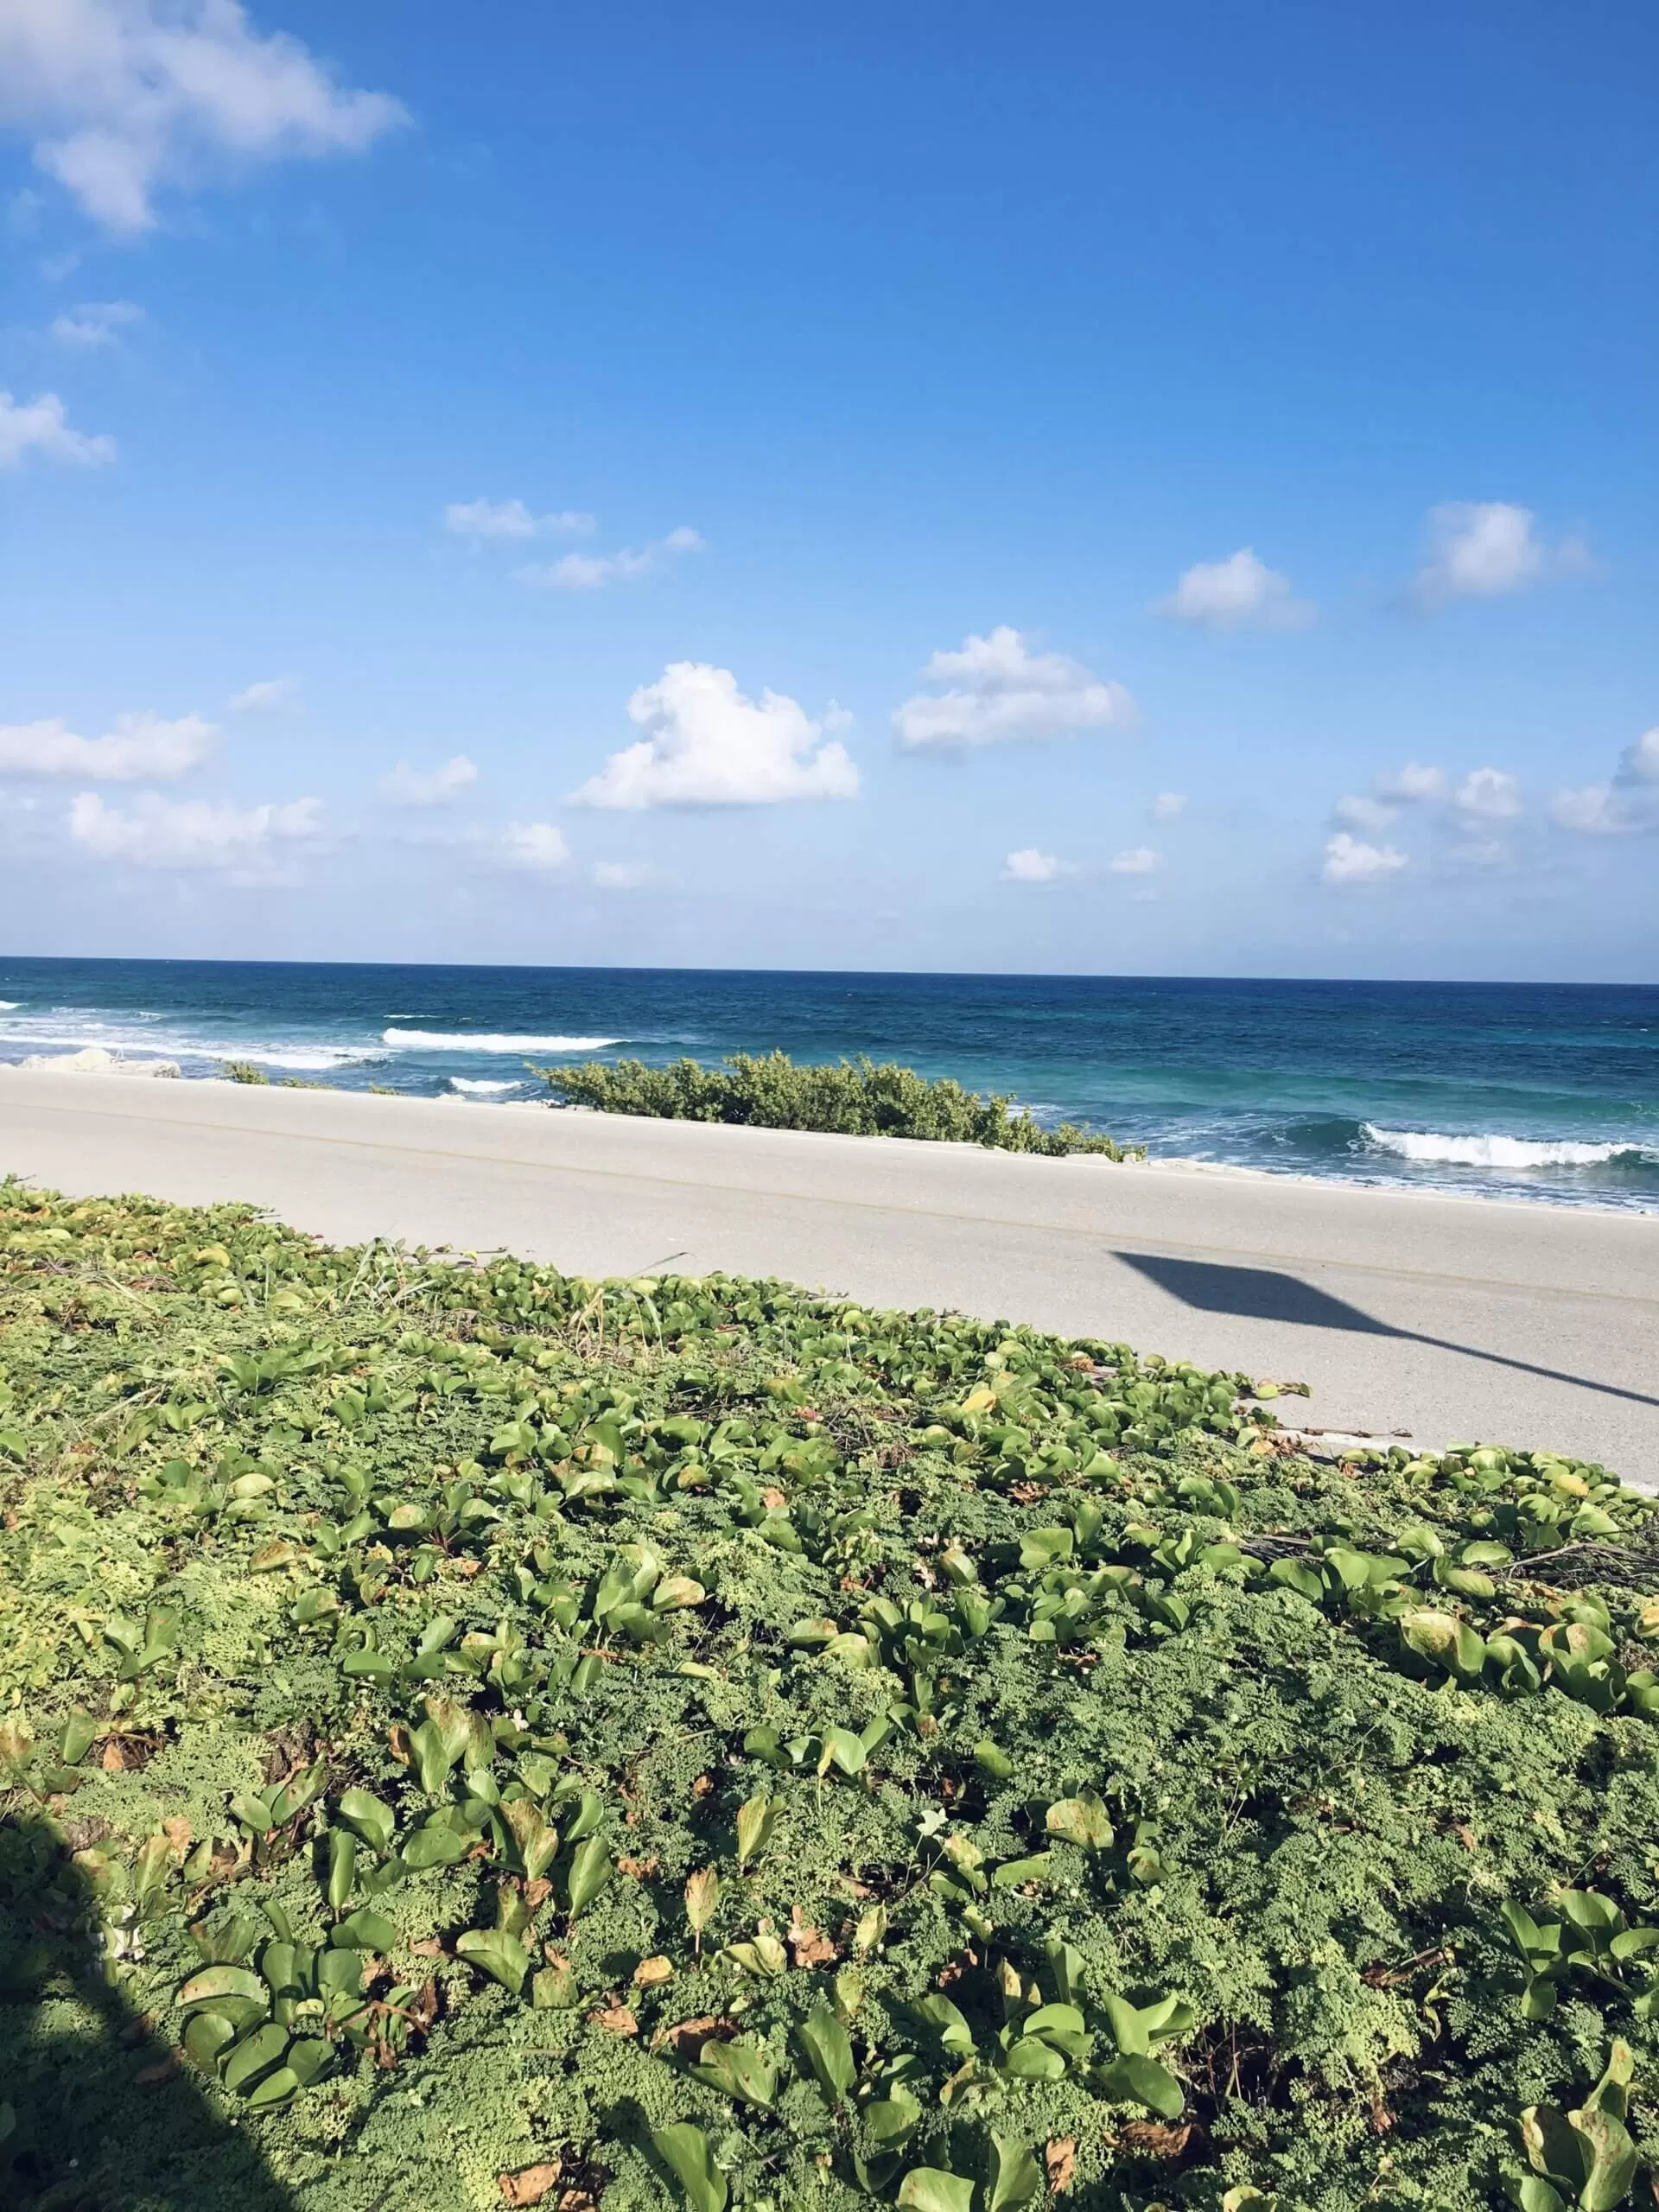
[1045,2138,1077,2193]
[760,1488,786,1510]
[134,2058,178,2088]
[590,2005,639,2037]
[617,1854,660,1879]
[498,2163,563,2206]
[524,1878,554,1912]
[632,1956,675,1988]
[410,1937,446,1957]
[161,1815,192,1850]
[788,1904,836,1968]
[690,1774,714,1798]
[99,1738,130,1772]
[1118,2120,1192,2159]
[658,2013,737,2058]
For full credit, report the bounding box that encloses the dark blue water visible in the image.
[2,958,1656,1211]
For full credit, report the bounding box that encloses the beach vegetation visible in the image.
[3,1180,1658,2210]
[533,1052,1143,1158]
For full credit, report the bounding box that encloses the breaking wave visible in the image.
[383,1029,620,1052]
[1360,1124,1656,1171]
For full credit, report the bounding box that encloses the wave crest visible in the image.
[1361,1123,1655,1170]
[383,1029,620,1052]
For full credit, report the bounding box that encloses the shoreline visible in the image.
[2,1064,1656,1478]
[3,1056,1656,1221]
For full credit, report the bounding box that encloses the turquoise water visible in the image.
[1,957,1656,1211]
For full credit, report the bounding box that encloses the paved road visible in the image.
[3,1071,1656,1480]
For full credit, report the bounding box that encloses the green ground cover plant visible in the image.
[533,1052,1142,1159]
[3,1178,1658,2212]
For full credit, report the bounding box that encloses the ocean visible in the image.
[1,957,1656,1213]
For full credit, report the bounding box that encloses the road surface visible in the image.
[3,1069,1656,1479]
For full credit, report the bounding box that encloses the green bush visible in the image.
[535,1051,1141,1159]
[2,1180,1657,2212]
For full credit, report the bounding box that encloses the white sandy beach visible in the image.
[2,1064,1656,1481]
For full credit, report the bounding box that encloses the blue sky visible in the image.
[2,0,1656,979]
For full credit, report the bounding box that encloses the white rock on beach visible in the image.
[16,1046,181,1078]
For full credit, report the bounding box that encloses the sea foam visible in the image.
[1361,1124,1654,1170]
[383,1029,620,1052]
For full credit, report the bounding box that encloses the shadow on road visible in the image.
[1112,1250,1659,1414]
[1,1808,296,2212]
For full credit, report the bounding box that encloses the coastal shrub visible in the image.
[534,1052,1142,1159]
[3,1179,1659,2212]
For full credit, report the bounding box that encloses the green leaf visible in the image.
[222,2020,289,2094]
[403,1817,472,1870]
[1096,2051,1185,2120]
[991,1852,1053,1888]
[332,1906,396,1951]
[987,2134,1043,2212]
[817,1726,868,1777]
[178,1964,266,2012]
[566,1834,612,1918]
[897,2168,976,2212]
[685,1865,720,1941]
[1503,2180,1567,2212]
[531,1961,579,2009]
[243,2065,301,2111]
[327,1829,357,1910]
[652,2121,728,2212]
[502,1798,561,1882]
[912,1991,975,2056]
[690,2036,778,2108]
[183,2011,238,2070]
[798,2001,855,2103]
[734,1792,779,1868]
[1569,2104,1637,2212]
[1522,2104,1587,2190]
[1019,1528,1074,1571]
[1046,1789,1113,1849]
[455,1926,531,1996]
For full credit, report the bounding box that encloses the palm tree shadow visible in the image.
[1,1808,296,2212]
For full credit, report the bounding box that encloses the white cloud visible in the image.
[1407,501,1587,611]
[0,389,114,467]
[571,662,860,810]
[0,709,213,780]
[0,0,407,232]
[893,627,1135,751]
[1454,766,1521,820]
[1549,783,1628,836]
[68,789,323,881]
[1377,761,1447,804]
[444,498,594,541]
[1150,791,1187,821]
[49,297,142,346]
[227,675,298,714]
[591,859,656,891]
[378,754,478,809]
[518,526,703,591]
[499,821,570,872]
[1156,547,1313,631]
[1322,831,1408,886]
[1334,763,1452,830]
[1549,729,1659,836]
[1001,848,1074,883]
[1332,794,1398,834]
[1109,846,1161,875]
[1618,728,1659,786]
